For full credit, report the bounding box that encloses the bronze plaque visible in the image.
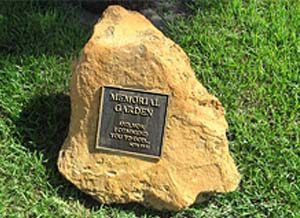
[96,86,169,158]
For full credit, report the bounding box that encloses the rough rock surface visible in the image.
[58,5,240,211]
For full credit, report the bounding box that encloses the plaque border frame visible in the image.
[95,85,169,159]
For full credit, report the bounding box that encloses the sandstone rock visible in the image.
[57,5,240,211]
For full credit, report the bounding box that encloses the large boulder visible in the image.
[57,5,240,211]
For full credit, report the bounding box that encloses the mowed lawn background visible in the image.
[0,0,299,217]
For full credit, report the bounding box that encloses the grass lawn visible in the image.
[0,0,299,217]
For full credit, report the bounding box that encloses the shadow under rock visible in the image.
[80,0,150,14]
[15,93,101,209]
